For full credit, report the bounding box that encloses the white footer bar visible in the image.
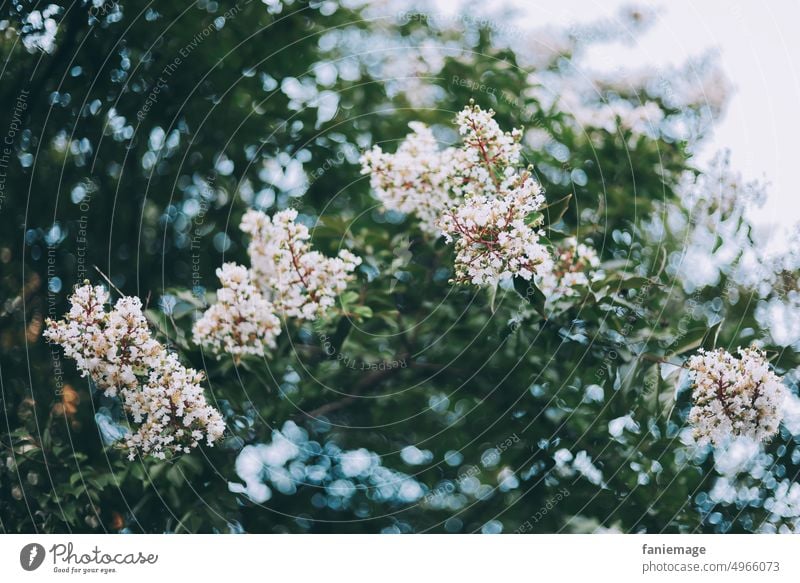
[1,534,797,582]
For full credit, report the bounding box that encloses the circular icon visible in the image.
[19,543,46,571]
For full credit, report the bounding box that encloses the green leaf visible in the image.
[488,282,499,313]
[513,277,546,318]
[643,360,660,414]
[352,305,373,319]
[171,300,197,319]
[149,462,168,481]
[542,193,572,226]
[700,320,723,350]
[591,273,654,294]
[339,291,360,309]
[166,464,184,488]
[171,289,207,308]
[524,211,544,226]
[538,235,555,251]
[617,276,652,290]
[653,246,668,278]
[329,316,353,355]
[666,327,706,358]
[712,234,724,254]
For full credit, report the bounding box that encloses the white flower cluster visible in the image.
[360,122,462,235]
[452,103,523,195]
[553,448,605,487]
[537,237,601,297]
[362,104,607,292]
[556,89,665,137]
[230,420,425,506]
[439,177,549,285]
[362,104,554,287]
[124,352,224,459]
[515,4,658,70]
[439,105,550,286]
[45,284,225,459]
[240,208,361,320]
[194,209,361,358]
[20,5,60,53]
[679,152,765,223]
[192,263,281,358]
[687,348,787,447]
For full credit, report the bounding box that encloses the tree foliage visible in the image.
[1,1,799,534]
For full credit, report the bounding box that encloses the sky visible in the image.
[432,0,800,249]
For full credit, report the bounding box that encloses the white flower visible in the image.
[359,104,524,235]
[193,208,361,357]
[43,285,161,398]
[21,7,59,53]
[439,176,549,286]
[441,105,550,286]
[687,347,787,447]
[361,103,604,297]
[554,89,664,137]
[360,122,462,236]
[45,284,225,459]
[193,263,281,359]
[124,352,225,460]
[536,237,601,297]
[452,103,523,198]
[362,103,557,289]
[241,208,361,320]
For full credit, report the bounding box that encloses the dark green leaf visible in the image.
[666,327,707,358]
[700,320,723,350]
[712,234,724,253]
[542,193,572,226]
[513,277,546,318]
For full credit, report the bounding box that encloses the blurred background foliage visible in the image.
[1,0,799,533]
